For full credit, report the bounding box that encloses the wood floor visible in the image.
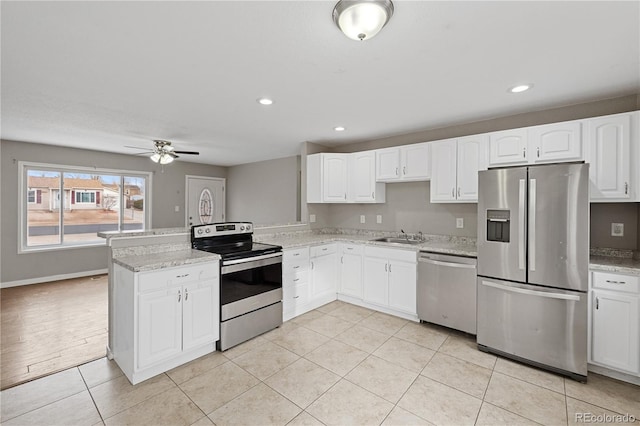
[0,274,108,390]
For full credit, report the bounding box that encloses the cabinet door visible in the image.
[306,154,322,203]
[592,290,639,374]
[456,135,487,202]
[376,148,401,181]
[489,128,528,166]
[311,253,338,298]
[363,257,389,306]
[323,154,349,202]
[529,121,583,164]
[388,260,417,315]
[182,281,218,351]
[430,139,458,202]
[401,143,431,181]
[589,114,632,200]
[350,151,379,202]
[340,250,363,298]
[138,288,182,368]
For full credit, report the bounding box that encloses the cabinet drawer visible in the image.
[284,270,309,287]
[592,271,639,294]
[365,246,417,263]
[138,264,218,293]
[284,247,309,263]
[311,243,337,257]
[283,283,309,307]
[340,243,363,255]
[283,257,309,274]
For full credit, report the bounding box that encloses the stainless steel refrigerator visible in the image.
[477,162,589,381]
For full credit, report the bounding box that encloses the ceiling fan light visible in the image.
[150,153,161,163]
[159,153,174,165]
[333,0,394,41]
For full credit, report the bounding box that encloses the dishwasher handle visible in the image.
[418,256,477,269]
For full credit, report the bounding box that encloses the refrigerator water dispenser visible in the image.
[486,210,510,242]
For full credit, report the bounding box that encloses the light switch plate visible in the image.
[310,214,316,223]
[611,222,624,237]
[360,215,366,224]
[376,215,382,224]
[456,218,464,228]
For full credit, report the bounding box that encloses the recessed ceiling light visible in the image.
[257,98,273,105]
[334,126,346,132]
[509,84,533,93]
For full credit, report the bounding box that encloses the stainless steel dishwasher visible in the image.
[417,252,477,334]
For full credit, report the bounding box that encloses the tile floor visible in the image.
[1,300,639,426]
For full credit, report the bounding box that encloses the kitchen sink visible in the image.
[372,237,423,245]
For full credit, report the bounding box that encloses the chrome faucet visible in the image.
[399,229,408,240]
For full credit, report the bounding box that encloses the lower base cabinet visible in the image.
[112,261,219,384]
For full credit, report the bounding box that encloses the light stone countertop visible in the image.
[98,227,190,241]
[255,231,478,257]
[112,249,219,273]
[589,256,640,276]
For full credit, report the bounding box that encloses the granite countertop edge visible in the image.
[589,256,640,276]
[113,249,220,273]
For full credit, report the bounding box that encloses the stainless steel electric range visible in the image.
[191,222,283,351]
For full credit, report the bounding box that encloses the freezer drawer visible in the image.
[477,277,587,379]
[418,252,477,334]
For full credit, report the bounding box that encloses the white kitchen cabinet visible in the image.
[307,153,349,203]
[588,112,636,201]
[339,243,363,299]
[430,135,487,203]
[349,151,386,203]
[283,247,310,321]
[590,271,640,376]
[489,128,528,166]
[113,261,219,384]
[376,143,431,182]
[528,120,583,164]
[310,244,338,301]
[363,246,417,316]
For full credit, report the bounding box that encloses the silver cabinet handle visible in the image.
[294,295,300,299]
[372,192,375,199]
[177,290,181,302]
[176,274,189,278]
[481,280,580,301]
[605,280,626,285]
[596,297,599,310]
[451,188,455,197]
[403,166,406,175]
[518,179,526,271]
[537,147,540,157]
[293,265,300,269]
[341,256,343,264]
[389,263,391,273]
[385,263,387,272]
[293,278,300,282]
[311,261,314,270]
[523,147,526,158]
[344,193,347,200]
[395,167,399,176]
[529,178,536,272]
[625,182,629,194]
[185,288,188,301]
[457,187,460,198]
[322,248,328,251]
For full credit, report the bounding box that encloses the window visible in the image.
[20,163,151,251]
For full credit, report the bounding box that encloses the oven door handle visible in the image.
[222,252,282,274]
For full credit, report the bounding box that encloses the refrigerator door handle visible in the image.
[480,280,581,301]
[529,178,536,271]
[518,179,526,270]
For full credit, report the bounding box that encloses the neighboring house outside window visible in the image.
[20,163,151,251]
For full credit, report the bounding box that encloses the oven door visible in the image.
[220,252,283,321]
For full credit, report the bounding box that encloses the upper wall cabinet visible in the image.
[488,120,584,167]
[376,143,431,182]
[430,135,488,203]
[588,112,638,202]
[307,152,385,204]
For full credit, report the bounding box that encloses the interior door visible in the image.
[528,163,589,291]
[186,176,225,226]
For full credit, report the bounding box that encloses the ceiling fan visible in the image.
[125,140,200,164]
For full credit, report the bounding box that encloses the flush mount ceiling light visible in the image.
[257,97,274,105]
[509,84,533,93]
[334,126,346,131]
[333,0,394,41]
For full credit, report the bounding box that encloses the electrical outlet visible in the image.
[309,214,316,223]
[611,222,624,237]
[360,215,366,224]
[456,218,464,229]
[376,215,383,224]
[174,205,180,212]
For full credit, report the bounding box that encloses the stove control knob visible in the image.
[205,228,211,233]
[246,224,251,231]
[240,225,245,231]
[197,229,203,235]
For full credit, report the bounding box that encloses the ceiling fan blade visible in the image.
[124,145,151,150]
[173,150,199,155]
[133,152,154,156]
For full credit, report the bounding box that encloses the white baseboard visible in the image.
[1,269,108,288]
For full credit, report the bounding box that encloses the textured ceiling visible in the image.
[2,1,639,166]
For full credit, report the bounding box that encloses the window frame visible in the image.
[19,161,152,253]
[74,190,96,204]
[27,189,36,204]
